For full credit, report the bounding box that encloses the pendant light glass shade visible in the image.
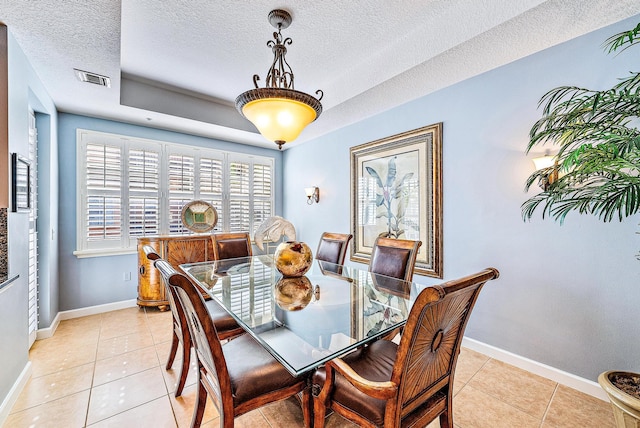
[239,92,319,146]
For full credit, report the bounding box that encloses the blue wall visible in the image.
[1,29,58,410]
[57,114,283,311]
[3,13,637,411]
[283,16,640,381]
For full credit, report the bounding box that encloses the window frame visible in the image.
[74,129,275,258]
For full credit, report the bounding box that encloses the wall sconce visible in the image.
[304,186,320,205]
[532,152,559,191]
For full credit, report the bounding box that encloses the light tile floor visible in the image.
[4,307,615,428]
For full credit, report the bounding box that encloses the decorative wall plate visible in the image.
[181,200,218,233]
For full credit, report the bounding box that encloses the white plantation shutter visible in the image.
[228,161,251,232]
[128,148,160,237]
[85,143,122,245]
[169,198,192,234]
[28,110,38,348]
[252,163,273,233]
[168,154,195,192]
[76,130,274,255]
[227,158,274,234]
[129,197,160,236]
[253,163,272,196]
[168,153,196,235]
[199,157,224,232]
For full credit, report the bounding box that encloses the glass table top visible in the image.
[181,256,418,376]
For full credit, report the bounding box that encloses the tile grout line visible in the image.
[259,408,276,427]
[15,308,169,428]
[464,357,550,425]
[459,354,492,390]
[463,382,549,426]
[451,352,493,402]
[146,306,182,428]
[83,310,104,427]
[539,382,559,427]
[84,308,168,427]
[480,356,560,423]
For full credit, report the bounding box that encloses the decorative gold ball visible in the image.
[274,241,313,277]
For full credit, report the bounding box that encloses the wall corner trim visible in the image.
[35,311,61,340]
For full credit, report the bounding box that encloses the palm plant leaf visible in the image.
[522,22,640,223]
[603,22,640,54]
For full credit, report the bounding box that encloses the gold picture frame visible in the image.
[350,123,443,278]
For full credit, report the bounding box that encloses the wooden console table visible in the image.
[137,234,215,310]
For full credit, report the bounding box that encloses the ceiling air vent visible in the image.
[73,69,111,87]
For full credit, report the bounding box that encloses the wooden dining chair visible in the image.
[369,237,422,282]
[312,268,500,428]
[211,232,253,260]
[143,246,243,397]
[367,237,423,340]
[154,259,312,428]
[316,232,353,265]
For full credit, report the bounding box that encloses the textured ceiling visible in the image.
[1,0,640,150]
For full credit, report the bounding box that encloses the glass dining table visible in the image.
[180,255,418,376]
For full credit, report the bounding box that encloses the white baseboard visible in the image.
[58,299,138,321]
[462,337,608,401]
[36,299,138,339]
[0,362,31,426]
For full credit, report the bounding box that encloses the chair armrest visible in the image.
[327,358,397,400]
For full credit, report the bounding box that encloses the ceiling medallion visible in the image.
[235,9,323,150]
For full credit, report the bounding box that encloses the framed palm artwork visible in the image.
[350,123,443,278]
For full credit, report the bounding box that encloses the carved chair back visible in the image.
[388,268,500,426]
[154,259,233,417]
[142,245,192,396]
[312,268,499,428]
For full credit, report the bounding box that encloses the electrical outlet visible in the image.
[124,272,132,281]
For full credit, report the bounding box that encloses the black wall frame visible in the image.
[11,153,30,212]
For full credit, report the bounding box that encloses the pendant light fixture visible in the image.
[235,9,323,150]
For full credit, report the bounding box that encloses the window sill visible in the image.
[73,248,137,258]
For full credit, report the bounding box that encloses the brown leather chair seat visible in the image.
[313,340,397,426]
[224,334,306,407]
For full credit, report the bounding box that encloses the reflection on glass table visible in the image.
[180,256,418,376]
